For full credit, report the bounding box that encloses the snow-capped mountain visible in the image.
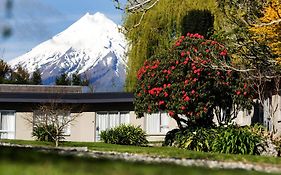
[9,12,127,92]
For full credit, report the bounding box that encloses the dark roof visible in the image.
[0,92,134,104]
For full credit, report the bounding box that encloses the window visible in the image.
[0,111,16,139]
[95,111,130,141]
[33,110,71,136]
[146,112,169,135]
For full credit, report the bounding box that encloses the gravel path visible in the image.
[1,142,281,174]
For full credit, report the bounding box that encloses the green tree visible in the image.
[30,67,42,85]
[135,34,254,129]
[10,65,30,84]
[0,59,11,83]
[71,72,82,86]
[55,73,71,85]
[123,0,226,91]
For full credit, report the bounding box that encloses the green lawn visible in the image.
[2,139,281,167]
[0,146,278,175]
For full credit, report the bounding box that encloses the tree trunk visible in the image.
[173,114,184,131]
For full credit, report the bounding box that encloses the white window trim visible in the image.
[33,110,71,136]
[145,112,169,135]
[95,111,130,141]
[0,110,16,139]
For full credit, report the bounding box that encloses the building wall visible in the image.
[14,111,178,142]
[15,112,33,140]
[64,112,96,142]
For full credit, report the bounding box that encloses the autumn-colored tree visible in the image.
[135,34,254,129]
[250,0,281,63]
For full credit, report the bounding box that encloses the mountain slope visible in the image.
[9,12,127,92]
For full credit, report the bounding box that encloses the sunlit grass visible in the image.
[1,139,281,167]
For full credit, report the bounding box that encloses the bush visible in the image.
[173,127,216,152]
[164,125,265,155]
[100,124,148,146]
[212,126,264,155]
[32,125,64,142]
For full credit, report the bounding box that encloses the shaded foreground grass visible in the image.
[2,139,281,166]
[0,146,277,175]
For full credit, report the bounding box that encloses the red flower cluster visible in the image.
[148,87,163,96]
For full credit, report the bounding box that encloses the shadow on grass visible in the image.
[0,146,277,175]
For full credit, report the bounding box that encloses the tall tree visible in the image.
[250,0,281,63]
[55,73,71,85]
[123,0,226,91]
[71,72,82,86]
[0,59,11,83]
[11,65,30,84]
[30,67,42,85]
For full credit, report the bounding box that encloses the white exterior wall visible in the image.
[13,111,179,142]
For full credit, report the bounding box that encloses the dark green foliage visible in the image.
[30,67,42,85]
[32,125,63,142]
[71,72,82,85]
[10,65,30,84]
[173,127,216,152]
[212,126,264,155]
[55,73,71,85]
[163,128,180,146]
[100,124,148,146]
[165,125,265,155]
[0,59,11,83]
[181,10,214,38]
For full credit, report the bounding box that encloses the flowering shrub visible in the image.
[134,33,254,128]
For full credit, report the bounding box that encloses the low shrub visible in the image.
[173,127,216,152]
[100,124,148,146]
[32,125,64,142]
[212,126,264,155]
[164,125,265,155]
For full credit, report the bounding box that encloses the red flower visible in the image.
[181,51,186,57]
[171,66,175,70]
[164,92,169,97]
[191,90,195,94]
[181,106,186,110]
[184,96,190,102]
[159,101,165,106]
[175,42,180,47]
[167,84,171,88]
[167,70,171,75]
[236,91,241,95]
[168,111,175,117]
[220,50,227,56]
[243,92,247,96]
[176,60,179,65]
[244,83,247,89]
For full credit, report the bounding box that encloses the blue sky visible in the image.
[0,0,125,61]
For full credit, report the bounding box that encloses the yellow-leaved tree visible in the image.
[251,0,281,63]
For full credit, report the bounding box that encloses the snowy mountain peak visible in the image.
[9,12,128,92]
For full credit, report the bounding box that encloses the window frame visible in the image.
[33,110,71,136]
[0,110,16,139]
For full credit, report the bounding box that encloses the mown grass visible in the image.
[0,146,278,175]
[1,139,281,167]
